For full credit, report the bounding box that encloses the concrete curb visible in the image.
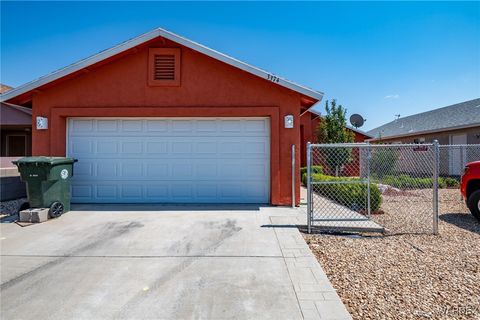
[270,214,352,320]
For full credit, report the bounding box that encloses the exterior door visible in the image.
[449,134,467,175]
[6,135,27,156]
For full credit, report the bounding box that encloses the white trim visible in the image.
[1,27,323,102]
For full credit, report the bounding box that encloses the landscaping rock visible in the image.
[303,189,480,320]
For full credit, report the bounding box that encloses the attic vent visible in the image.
[154,55,175,80]
[148,48,181,86]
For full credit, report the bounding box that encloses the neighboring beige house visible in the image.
[367,98,480,145]
[368,98,480,176]
[0,84,32,157]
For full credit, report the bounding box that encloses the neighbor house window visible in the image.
[148,48,181,86]
[413,137,425,144]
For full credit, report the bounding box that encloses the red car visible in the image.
[461,161,480,221]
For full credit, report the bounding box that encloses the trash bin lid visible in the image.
[12,156,78,166]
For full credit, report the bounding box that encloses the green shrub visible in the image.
[300,166,323,185]
[370,148,398,178]
[379,174,433,189]
[375,174,459,189]
[442,177,460,187]
[311,174,382,212]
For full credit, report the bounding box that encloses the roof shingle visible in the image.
[368,98,480,139]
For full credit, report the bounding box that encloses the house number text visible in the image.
[267,74,280,83]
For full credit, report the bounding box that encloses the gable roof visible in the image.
[0,27,323,103]
[368,98,480,140]
[1,102,32,126]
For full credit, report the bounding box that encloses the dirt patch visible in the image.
[304,189,480,320]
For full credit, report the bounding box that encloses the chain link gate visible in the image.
[306,142,440,235]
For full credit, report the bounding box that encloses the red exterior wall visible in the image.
[299,113,370,173]
[27,37,309,206]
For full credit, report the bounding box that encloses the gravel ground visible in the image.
[304,189,480,320]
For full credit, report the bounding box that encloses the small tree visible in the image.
[316,100,354,176]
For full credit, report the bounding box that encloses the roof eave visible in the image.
[367,122,480,141]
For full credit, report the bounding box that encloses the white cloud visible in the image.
[384,94,400,99]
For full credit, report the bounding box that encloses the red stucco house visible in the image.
[1,28,330,206]
[299,107,372,168]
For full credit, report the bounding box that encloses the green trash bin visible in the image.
[12,157,78,218]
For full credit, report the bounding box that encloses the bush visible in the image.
[311,174,382,212]
[379,174,433,189]
[442,177,460,188]
[301,166,323,185]
[375,174,460,189]
[370,148,398,178]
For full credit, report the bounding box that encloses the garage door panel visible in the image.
[146,120,168,132]
[146,142,168,154]
[97,120,118,132]
[69,119,269,137]
[122,185,143,198]
[72,185,93,199]
[146,185,169,199]
[97,185,117,198]
[71,119,94,132]
[68,118,270,203]
[73,159,268,181]
[121,120,143,132]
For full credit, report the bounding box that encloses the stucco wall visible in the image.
[30,38,307,205]
[299,115,370,167]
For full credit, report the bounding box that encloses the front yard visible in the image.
[304,189,480,320]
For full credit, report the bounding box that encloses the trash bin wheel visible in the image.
[49,201,64,218]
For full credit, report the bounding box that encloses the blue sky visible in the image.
[1,1,479,130]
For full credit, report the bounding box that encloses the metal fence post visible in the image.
[307,142,312,233]
[433,140,439,235]
[291,144,295,208]
[366,142,371,218]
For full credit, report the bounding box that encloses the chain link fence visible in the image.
[307,143,439,235]
[438,144,480,215]
[306,143,480,235]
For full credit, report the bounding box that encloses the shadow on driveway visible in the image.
[439,212,480,235]
[71,203,268,212]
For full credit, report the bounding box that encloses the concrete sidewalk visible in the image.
[300,187,384,233]
[0,205,351,320]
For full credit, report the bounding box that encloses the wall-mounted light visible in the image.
[284,115,294,129]
[36,116,48,130]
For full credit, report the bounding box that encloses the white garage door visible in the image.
[67,118,270,203]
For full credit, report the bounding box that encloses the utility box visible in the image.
[12,157,78,218]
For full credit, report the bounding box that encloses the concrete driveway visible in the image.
[0,205,350,320]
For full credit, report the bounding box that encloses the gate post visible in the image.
[366,142,371,217]
[433,140,439,235]
[307,142,312,234]
[291,144,295,208]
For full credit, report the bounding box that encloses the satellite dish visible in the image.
[350,114,365,128]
